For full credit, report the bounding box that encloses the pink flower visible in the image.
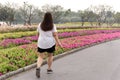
[0,72,2,76]
[61,32,120,49]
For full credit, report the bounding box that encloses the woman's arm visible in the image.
[53,32,62,47]
[37,33,39,36]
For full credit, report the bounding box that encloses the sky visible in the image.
[0,0,120,12]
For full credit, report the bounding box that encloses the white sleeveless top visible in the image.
[37,24,57,49]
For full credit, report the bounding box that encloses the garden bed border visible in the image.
[0,37,120,80]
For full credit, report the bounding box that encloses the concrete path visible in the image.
[8,39,120,80]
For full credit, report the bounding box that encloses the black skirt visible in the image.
[37,45,55,53]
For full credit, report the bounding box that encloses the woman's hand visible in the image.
[58,42,62,48]
[53,32,62,48]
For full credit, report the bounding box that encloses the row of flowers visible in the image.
[0,36,37,49]
[1,28,120,40]
[58,29,120,38]
[1,32,120,76]
[0,44,66,75]
[1,29,120,49]
[0,28,81,40]
[61,32,120,49]
[0,25,37,33]
[0,24,115,33]
[0,31,37,40]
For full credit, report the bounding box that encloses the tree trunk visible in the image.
[81,22,84,26]
[90,22,93,26]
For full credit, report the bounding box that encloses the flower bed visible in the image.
[0,27,120,76]
[0,25,116,33]
[0,38,31,49]
[1,28,120,40]
[0,44,65,75]
[62,32,120,49]
[1,29,120,49]
[1,31,120,76]
[0,31,37,40]
[0,26,37,33]
[58,29,120,38]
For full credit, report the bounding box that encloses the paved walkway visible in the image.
[8,39,120,80]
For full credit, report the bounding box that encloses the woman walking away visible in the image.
[36,12,62,78]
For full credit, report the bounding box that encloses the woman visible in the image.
[36,12,62,78]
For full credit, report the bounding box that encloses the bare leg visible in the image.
[37,53,44,68]
[36,53,44,78]
[47,53,53,70]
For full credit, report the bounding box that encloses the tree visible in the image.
[87,11,98,26]
[61,9,72,22]
[85,7,98,26]
[0,4,6,21]
[105,11,115,26]
[36,8,44,21]
[19,2,37,25]
[41,4,64,23]
[114,12,120,26]
[78,10,86,26]
[61,9,80,23]
[0,3,16,25]
[90,5,113,26]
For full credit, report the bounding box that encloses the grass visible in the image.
[56,22,120,27]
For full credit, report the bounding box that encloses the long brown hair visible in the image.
[40,12,53,31]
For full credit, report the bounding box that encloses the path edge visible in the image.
[0,38,120,80]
